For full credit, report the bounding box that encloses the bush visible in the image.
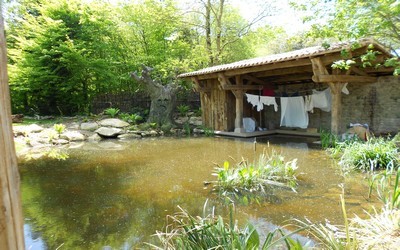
[338,137,399,172]
[104,107,120,118]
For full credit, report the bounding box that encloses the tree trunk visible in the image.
[130,65,179,126]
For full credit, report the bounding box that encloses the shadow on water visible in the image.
[20,136,373,249]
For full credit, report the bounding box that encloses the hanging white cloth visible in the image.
[260,96,278,112]
[280,96,309,129]
[246,94,277,112]
[245,94,262,111]
[342,82,349,95]
[312,88,331,112]
[304,95,314,113]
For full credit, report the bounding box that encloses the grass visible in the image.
[212,150,298,204]
[327,136,399,173]
[148,202,306,250]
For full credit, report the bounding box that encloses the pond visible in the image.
[20,135,374,249]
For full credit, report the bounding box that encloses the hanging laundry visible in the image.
[342,82,349,95]
[304,95,313,113]
[245,93,263,111]
[260,96,278,112]
[312,88,331,112]
[245,93,278,112]
[280,96,309,129]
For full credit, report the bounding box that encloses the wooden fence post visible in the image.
[0,2,25,249]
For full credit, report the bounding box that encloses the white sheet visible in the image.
[280,96,309,129]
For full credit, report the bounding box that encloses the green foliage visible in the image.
[177,104,190,117]
[212,151,298,203]
[104,108,120,118]
[331,59,356,70]
[53,123,66,135]
[119,112,143,124]
[334,137,399,173]
[368,167,400,209]
[320,129,339,149]
[149,204,305,250]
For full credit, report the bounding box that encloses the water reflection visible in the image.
[20,136,372,249]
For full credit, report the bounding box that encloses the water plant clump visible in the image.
[149,204,305,250]
[335,137,399,172]
[212,151,298,201]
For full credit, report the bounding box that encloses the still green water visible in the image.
[20,136,374,249]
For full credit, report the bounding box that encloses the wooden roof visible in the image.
[178,38,394,85]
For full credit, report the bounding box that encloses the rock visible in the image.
[60,131,85,141]
[88,133,103,142]
[95,127,123,138]
[13,124,44,136]
[98,118,129,128]
[149,130,158,136]
[118,133,142,139]
[12,114,24,123]
[189,117,202,126]
[67,122,80,130]
[193,128,204,134]
[80,122,99,131]
[52,139,69,145]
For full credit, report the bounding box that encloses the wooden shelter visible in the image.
[178,39,396,136]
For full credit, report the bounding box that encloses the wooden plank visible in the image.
[312,74,377,83]
[0,7,25,250]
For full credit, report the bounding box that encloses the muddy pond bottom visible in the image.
[20,135,374,249]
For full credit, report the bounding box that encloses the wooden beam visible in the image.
[223,85,263,90]
[312,74,377,83]
[253,65,313,78]
[0,8,25,250]
[191,77,211,92]
[224,58,312,77]
[242,74,266,85]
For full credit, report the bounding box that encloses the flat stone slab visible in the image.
[98,118,129,128]
[95,127,123,138]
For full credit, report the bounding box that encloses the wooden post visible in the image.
[329,83,345,135]
[0,3,25,249]
[233,75,245,133]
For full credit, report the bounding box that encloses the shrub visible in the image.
[177,104,190,117]
[119,112,143,124]
[104,107,120,118]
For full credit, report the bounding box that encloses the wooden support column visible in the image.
[0,6,25,250]
[328,82,345,135]
[233,75,245,133]
[311,57,345,135]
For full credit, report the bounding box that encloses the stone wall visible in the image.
[257,76,399,135]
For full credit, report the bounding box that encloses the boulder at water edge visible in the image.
[95,127,123,138]
[60,131,86,141]
[98,118,129,128]
[80,122,99,131]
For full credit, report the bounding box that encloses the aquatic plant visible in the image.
[212,151,298,202]
[296,184,400,250]
[337,137,399,172]
[53,123,66,135]
[148,203,305,250]
[368,167,400,209]
[104,107,120,118]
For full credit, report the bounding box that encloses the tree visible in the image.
[130,65,180,126]
[182,0,273,66]
[7,0,136,114]
[291,0,400,52]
